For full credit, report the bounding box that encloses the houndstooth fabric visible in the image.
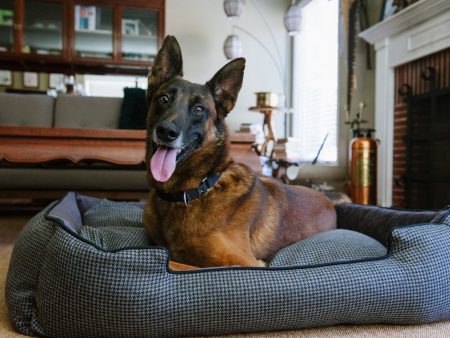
[81,200,152,250]
[6,193,450,337]
[268,229,386,267]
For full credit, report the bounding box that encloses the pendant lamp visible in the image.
[223,0,246,20]
[223,34,242,59]
[284,0,302,36]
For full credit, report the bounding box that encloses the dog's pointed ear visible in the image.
[147,36,183,101]
[206,58,245,117]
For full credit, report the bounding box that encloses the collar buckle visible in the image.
[198,177,209,196]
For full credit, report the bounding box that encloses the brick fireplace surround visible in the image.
[360,0,450,207]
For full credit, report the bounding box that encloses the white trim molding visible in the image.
[359,0,450,207]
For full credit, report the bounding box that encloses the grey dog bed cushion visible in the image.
[6,193,450,337]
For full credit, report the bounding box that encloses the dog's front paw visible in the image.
[257,259,267,267]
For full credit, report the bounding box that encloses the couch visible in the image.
[0,92,260,207]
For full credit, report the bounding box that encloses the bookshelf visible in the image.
[0,0,165,75]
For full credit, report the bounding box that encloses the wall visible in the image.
[331,0,383,184]
[165,0,289,135]
[345,0,383,132]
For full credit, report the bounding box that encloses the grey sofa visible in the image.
[0,93,146,194]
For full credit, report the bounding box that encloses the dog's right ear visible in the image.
[147,36,183,101]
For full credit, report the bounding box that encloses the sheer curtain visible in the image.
[292,0,339,163]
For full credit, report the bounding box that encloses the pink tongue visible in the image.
[150,146,178,182]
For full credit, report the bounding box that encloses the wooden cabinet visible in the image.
[0,0,164,75]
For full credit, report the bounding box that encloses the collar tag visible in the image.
[183,191,188,207]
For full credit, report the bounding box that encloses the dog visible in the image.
[144,36,336,270]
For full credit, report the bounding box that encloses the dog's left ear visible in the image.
[148,35,183,101]
[206,58,245,117]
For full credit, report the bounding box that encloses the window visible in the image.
[83,75,147,97]
[293,0,339,163]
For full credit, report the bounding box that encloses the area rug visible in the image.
[1,247,26,338]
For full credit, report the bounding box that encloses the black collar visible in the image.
[156,174,221,206]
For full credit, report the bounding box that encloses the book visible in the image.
[0,9,13,26]
[75,6,96,31]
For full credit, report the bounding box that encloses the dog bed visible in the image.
[6,192,450,337]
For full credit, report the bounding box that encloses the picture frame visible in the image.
[0,70,12,86]
[48,73,64,89]
[23,72,39,88]
[122,19,140,36]
[380,0,398,22]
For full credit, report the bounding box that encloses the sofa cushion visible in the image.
[54,95,122,129]
[0,93,54,127]
[119,87,148,130]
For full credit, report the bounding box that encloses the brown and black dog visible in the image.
[144,36,336,270]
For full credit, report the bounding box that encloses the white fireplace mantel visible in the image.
[360,0,450,207]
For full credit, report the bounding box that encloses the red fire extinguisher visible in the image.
[349,128,377,205]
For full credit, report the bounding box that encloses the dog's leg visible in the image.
[168,260,200,271]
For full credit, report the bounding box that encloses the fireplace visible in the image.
[360,0,450,206]
[393,49,450,209]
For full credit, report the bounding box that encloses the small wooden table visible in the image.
[0,126,146,166]
[0,126,260,169]
[249,106,286,160]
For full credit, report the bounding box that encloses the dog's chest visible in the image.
[161,209,210,241]
[161,202,232,251]
[157,213,209,261]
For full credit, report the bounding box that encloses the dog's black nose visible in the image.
[156,121,180,143]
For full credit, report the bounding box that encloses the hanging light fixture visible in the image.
[223,0,246,20]
[223,34,242,59]
[284,0,302,36]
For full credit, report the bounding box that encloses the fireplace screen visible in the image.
[399,67,450,210]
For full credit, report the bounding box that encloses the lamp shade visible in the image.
[284,1,302,36]
[223,34,242,59]
[223,0,245,19]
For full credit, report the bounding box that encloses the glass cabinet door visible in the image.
[121,9,157,61]
[23,0,63,55]
[0,0,14,53]
[74,5,113,59]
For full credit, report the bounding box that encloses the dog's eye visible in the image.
[159,94,170,104]
[192,105,204,114]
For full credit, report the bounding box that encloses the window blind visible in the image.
[293,0,338,163]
